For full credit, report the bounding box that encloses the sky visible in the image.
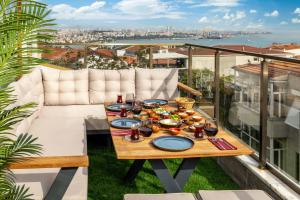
[44,0,300,31]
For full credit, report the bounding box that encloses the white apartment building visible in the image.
[227,61,300,183]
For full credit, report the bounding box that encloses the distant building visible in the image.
[267,43,300,56]
[191,45,293,76]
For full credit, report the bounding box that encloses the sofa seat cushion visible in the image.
[124,193,196,200]
[38,105,108,131]
[89,69,135,104]
[197,190,273,200]
[135,68,179,100]
[13,117,88,200]
[42,68,89,105]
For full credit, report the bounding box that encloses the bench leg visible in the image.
[124,159,146,183]
[44,167,78,200]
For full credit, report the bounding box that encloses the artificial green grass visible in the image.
[87,146,239,200]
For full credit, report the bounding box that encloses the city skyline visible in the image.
[45,0,300,32]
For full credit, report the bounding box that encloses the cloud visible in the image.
[294,8,300,15]
[192,0,240,7]
[280,21,288,25]
[51,0,184,21]
[198,16,209,23]
[114,0,184,19]
[249,9,257,14]
[292,18,300,24]
[264,10,279,17]
[223,11,246,21]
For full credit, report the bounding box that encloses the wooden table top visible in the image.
[107,104,254,160]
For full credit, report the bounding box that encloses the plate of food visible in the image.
[159,119,182,128]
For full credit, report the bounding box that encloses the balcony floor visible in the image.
[87,136,239,200]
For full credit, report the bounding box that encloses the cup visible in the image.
[194,124,204,139]
[117,94,123,103]
[131,123,140,141]
[120,105,127,117]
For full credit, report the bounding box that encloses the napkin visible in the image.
[208,138,237,150]
[106,111,120,116]
[111,130,132,136]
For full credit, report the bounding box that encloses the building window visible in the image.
[268,139,285,169]
[240,123,260,152]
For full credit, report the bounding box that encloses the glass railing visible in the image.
[185,44,300,193]
[42,42,300,193]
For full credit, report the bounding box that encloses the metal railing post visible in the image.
[259,59,269,169]
[84,44,88,68]
[149,47,153,68]
[214,51,220,123]
[187,46,193,88]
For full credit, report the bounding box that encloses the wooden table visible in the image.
[107,105,254,193]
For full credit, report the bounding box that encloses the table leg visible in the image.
[123,159,146,183]
[149,159,182,193]
[174,158,199,189]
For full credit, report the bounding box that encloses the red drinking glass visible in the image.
[131,123,140,141]
[117,94,123,103]
[120,105,127,117]
[194,124,204,138]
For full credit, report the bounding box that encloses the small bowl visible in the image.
[188,125,196,132]
[192,116,203,122]
[169,128,181,135]
[139,127,153,137]
[186,120,194,125]
[178,112,188,119]
[186,110,195,115]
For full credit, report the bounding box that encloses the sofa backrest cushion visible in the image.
[135,68,178,100]
[9,67,44,135]
[89,69,135,104]
[42,68,89,105]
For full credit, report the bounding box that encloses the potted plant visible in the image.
[0,0,55,198]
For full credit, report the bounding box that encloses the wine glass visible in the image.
[204,118,219,138]
[204,118,219,137]
[125,93,135,106]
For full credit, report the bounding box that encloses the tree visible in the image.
[0,0,55,198]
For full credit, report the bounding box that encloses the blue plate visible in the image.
[111,118,141,129]
[144,99,168,106]
[106,103,132,112]
[152,136,194,151]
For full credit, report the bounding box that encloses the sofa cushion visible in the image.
[89,69,135,104]
[197,190,273,200]
[13,117,88,200]
[9,67,44,135]
[42,68,89,105]
[135,68,178,100]
[124,193,196,200]
[38,105,108,131]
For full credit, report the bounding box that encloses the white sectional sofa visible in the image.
[11,66,179,200]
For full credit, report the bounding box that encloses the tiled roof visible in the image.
[42,47,84,60]
[95,49,114,58]
[153,59,177,65]
[233,61,300,78]
[267,43,300,50]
